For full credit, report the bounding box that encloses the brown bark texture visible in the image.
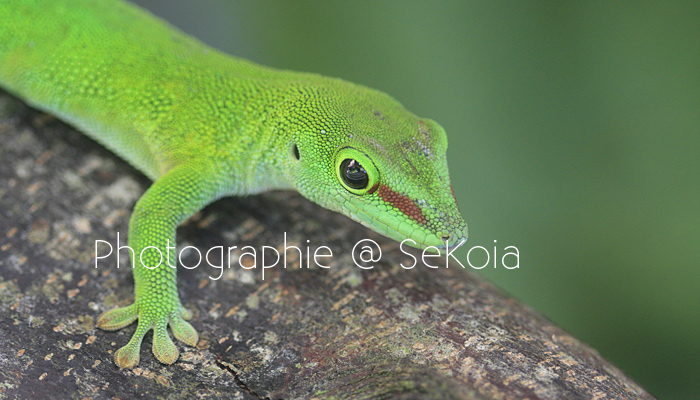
[0,91,655,399]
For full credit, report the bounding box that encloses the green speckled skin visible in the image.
[0,0,468,368]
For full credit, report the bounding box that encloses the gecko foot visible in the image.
[97,302,198,369]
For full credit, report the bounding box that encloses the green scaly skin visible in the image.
[0,0,468,369]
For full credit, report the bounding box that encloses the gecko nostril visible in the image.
[441,233,451,242]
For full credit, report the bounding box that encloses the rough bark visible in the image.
[0,91,655,399]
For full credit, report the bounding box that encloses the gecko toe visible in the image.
[152,325,179,365]
[170,316,199,346]
[97,303,138,331]
[114,345,140,370]
[180,307,193,320]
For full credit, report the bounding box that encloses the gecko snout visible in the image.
[436,226,468,250]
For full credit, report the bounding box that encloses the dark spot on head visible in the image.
[291,143,300,160]
[373,110,385,120]
[378,186,426,225]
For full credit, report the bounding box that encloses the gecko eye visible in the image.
[340,159,368,189]
[335,147,379,195]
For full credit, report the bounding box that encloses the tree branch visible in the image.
[0,91,654,399]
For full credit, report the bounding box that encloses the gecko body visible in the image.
[0,0,468,368]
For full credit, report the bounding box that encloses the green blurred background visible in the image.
[135,1,699,398]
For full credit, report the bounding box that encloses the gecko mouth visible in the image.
[345,204,468,251]
[334,189,468,251]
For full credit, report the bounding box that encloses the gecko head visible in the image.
[286,81,468,251]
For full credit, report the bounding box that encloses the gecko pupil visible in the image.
[341,159,369,189]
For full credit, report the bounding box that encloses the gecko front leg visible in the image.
[97,162,227,369]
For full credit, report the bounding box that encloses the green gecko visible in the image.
[0,0,468,369]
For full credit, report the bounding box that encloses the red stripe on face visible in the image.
[377,185,426,225]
